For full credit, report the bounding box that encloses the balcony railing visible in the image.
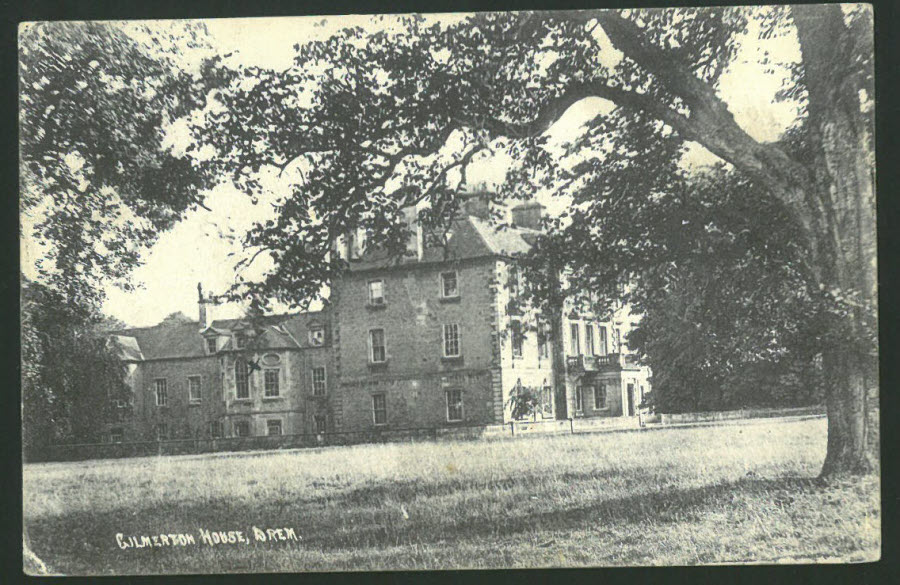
[566,353,633,372]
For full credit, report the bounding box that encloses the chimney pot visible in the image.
[198,283,208,328]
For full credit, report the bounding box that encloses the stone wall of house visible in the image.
[333,257,501,429]
[130,356,224,441]
[220,346,335,437]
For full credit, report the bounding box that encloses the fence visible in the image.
[39,405,824,462]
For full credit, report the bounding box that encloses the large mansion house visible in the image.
[105,194,650,443]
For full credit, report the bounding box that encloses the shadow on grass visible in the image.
[25,468,836,573]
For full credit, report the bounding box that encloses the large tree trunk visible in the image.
[793,5,878,476]
[821,347,878,475]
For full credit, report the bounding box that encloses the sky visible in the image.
[25,11,803,328]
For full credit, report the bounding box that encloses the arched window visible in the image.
[235,359,249,399]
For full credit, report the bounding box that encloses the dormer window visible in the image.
[206,337,217,354]
[308,326,324,347]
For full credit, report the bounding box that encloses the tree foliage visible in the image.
[186,7,874,474]
[21,281,132,459]
[19,21,226,308]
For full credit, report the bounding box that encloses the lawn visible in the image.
[23,417,879,574]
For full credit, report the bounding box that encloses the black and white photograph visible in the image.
[19,3,879,574]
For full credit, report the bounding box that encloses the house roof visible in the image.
[109,310,328,361]
[348,214,538,271]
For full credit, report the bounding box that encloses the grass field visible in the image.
[23,417,879,574]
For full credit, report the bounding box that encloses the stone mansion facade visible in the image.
[105,195,650,443]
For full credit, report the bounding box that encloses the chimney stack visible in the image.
[197,282,208,328]
[510,201,545,231]
[459,191,491,220]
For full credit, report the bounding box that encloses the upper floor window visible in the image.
[443,323,461,358]
[446,389,464,422]
[308,326,325,347]
[264,369,280,397]
[369,328,386,363]
[440,271,459,298]
[599,327,608,356]
[537,325,549,359]
[206,337,217,354]
[235,359,250,399]
[266,419,282,436]
[368,279,385,305]
[614,327,622,352]
[584,324,595,356]
[188,376,202,404]
[569,322,581,355]
[312,366,327,396]
[154,379,168,407]
[235,333,247,350]
[508,265,521,299]
[372,393,388,425]
[511,320,524,359]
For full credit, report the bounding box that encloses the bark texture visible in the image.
[570,7,878,475]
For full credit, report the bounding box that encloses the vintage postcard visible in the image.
[20,4,879,575]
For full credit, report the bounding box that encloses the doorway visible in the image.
[626,383,636,416]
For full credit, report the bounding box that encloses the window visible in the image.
[154,379,168,407]
[308,326,325,346]
[446,389,464,421]
[440,271,459,298]
[372,393,387,425]
[235,359,249,399]
[264,369,280,397]
[594,384,607,409]
[188,376,202,404]
[443,323,461,357]
[155,424,168,441]
[542,385,553,416]
[511,320,524,358]
[508,265,521,299]
[312,367,327,396]
[537,326,549,359]
[585,324,595,355]
[234,420,250,437]
[209,420,224,438]
[267,419,282,436]
[206,337,217,354]
[574,386,583,412]
[569,322,581,355]
[599,327,608,356]
[314,415,327,434]
[368,279,385,305]
[109,428,123,443]
[235,333,247,349]
[369,329,386,363]
[615,328,623,352]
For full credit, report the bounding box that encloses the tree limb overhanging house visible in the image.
[103,192,650,445]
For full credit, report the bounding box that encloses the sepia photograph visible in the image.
[19,3,879,575]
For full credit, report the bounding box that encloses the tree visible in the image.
[185,7,874,475]
[19,22,226,457]
[21,281,132,460]
[609,167,827,413]
[19,21,225,309]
